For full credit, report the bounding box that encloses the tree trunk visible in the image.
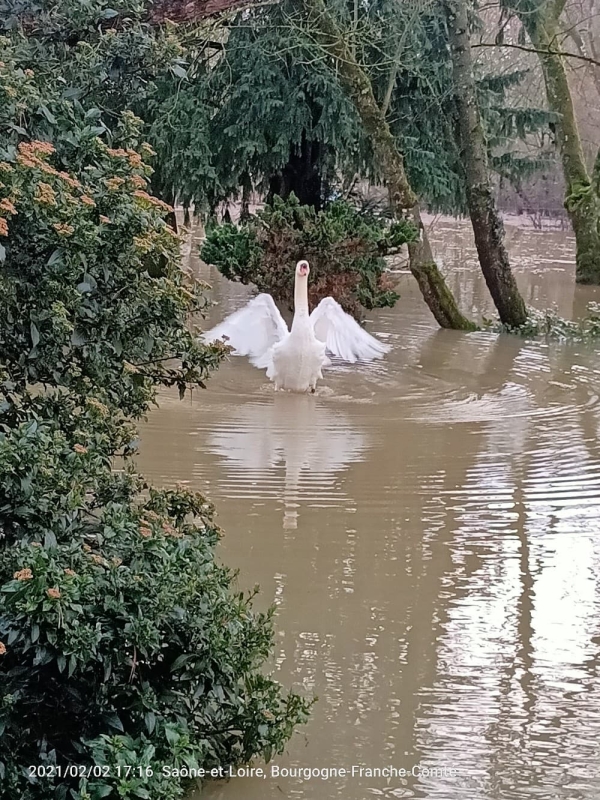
[510,1,600,283]
[163,188,178,233]
[300,0,475,330]
[267,135,325,209]
[240,172,252,221]
[446,0,527,326]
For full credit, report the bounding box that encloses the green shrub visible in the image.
[0,392,308,800]
[0,42,309,800]
[201,194,417,319]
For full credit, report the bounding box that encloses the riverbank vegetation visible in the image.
[4,0,597,329]
[1,0,600,795]
[0,19,309,800]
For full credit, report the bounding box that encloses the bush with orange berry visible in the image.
[0,31,309,800]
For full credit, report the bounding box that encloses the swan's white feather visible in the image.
[310,297,391,363]
[201,265,390,392]
[202,294,288,363]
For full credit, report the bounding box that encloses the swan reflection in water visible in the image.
[206,393,367,529]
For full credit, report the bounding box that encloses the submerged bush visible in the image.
[0,391,308,800]
[488,302,600,340]
[0,44,309,800]
[201,193,417,319]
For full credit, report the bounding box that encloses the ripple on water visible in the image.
[140,221,600,800]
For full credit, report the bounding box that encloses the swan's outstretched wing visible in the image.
[202,294,288,363]
[310,297,391,363]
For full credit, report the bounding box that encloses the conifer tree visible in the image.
[298,0,476,330]
[156,0,553,219]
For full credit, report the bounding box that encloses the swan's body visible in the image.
[202,260,390,393]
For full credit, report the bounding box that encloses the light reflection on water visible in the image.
[138,219,600,799]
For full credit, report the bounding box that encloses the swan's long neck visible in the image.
[293,273,309,322]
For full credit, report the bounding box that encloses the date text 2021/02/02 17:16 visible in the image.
[27,763,464,781]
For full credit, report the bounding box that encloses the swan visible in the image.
[202,260,390,393]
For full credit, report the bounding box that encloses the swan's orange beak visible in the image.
[297,260,309,277]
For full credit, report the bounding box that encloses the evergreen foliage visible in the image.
[0,0,212,211]
[1,0,557,218]
[142,0,370,212]
[201,194,417,319]
[152,0,555,215]
[0,22,309,800]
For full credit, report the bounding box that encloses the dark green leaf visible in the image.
[62,87,83,100]
[144,711,156,734]
[40,104,57,124]
[170,654,190,671]
[47,249,63,266]
[71,330,87,346]
[164,725,179,745]
[104,713,124,732]
[44,529,57,549]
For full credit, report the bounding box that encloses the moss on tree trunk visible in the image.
[508,0,600,283]
[446,0,527,326]
[536,28,600,283]
[300,0,476,330]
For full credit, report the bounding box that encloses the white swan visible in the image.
[202,260,390,393]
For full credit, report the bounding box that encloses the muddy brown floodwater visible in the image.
[138,219,600,800]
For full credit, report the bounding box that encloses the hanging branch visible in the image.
[473,41,600,69]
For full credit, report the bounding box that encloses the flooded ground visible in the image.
[138,219,600,800]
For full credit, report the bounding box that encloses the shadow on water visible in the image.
[138,220,600,799]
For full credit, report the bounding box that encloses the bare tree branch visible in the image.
[473,40,600,68]
[562,6,600,96]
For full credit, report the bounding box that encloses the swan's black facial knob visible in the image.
[296,260,310,277]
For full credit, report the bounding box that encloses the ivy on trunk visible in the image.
[503,0,600,284]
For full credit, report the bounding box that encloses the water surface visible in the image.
[139,220,600,800]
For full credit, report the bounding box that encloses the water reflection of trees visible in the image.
[273,321,600,798]
[197,324,600,799]
[359,327,600,798]
[428,221,600,320]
